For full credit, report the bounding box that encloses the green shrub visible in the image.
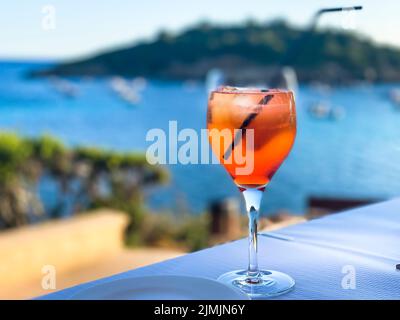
[0,132,166,230]
[0,131,211,251]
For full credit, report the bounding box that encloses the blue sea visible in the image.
[1,60,400,216]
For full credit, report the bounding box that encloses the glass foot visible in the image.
[218,270,295,299]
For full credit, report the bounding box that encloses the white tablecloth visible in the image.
[40,198,400,299]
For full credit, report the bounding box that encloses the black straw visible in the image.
[222,95,274,160]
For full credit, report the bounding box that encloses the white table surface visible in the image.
[39,198,400,300]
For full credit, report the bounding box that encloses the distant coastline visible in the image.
[30,20,400,85]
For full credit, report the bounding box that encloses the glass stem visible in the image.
[242,188,263,284]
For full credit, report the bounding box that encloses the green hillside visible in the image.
[34,20,400,84]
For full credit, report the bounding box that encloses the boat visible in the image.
[49,77,79,98]
[205,69,225,93]
[110,76,147,105]
[308,102,345,120]
[389,88,400,107]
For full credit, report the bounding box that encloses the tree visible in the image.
[0,132,168,231]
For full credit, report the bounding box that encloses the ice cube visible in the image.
[218,86,238,92]
[233,95,256,108]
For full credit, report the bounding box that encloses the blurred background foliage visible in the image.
[0,132,209,251]
[0,132,208,250]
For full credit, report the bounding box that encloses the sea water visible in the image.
[1,61,400,216]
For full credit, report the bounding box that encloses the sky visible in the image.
[1,0,399,60]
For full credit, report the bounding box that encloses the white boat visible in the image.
[205,69,225,93]
[49,77,79,98]
[389,88,400,107]
[308,102,345,120]
[110,76,147,105]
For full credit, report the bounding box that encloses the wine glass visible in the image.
[207,87,296,298]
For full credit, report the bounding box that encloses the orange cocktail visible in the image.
[207,86,297,298]
[207,87,296,189]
